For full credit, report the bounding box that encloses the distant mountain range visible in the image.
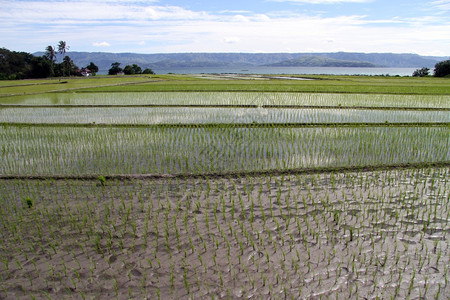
[264,56,377,67]
[34,51,448,72]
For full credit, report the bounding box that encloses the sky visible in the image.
[1,0,449,56]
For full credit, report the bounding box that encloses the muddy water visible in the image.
[0,167,448,299]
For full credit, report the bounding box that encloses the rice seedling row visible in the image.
[1,92,448,108]
[2,105,449,111]
[1,107,449,125]
[0,126,448,176]
[0,167,448,299]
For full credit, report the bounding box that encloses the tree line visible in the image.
[412,60,450,77]
[108,62,154,75]
[0,42,99,80]
[43,41,99,77]
[0,41,155,80]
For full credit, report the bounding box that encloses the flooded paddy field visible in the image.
[0,75,449,299]
[0,167,448,299]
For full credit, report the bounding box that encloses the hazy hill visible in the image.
[265,56,377,67]
[34,51,447,71]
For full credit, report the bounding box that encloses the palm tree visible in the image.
[45,45,56,61]
[57,41,70,76]
[58,41,69,57]
[45,45,56,77]
[62,56,75,76]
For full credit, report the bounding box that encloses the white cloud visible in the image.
[219,10,253,14]
[143,6,209,20]
[93,42,111,47]
[0,1,209,23]
[232,15,250,22]
[223,37,240,44]
[431,0,450,10]
[0,0,448,56]
[254,14,271,21]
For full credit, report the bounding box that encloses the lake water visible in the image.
[150,66,417,76]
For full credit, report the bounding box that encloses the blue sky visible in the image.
[1,0,449,55]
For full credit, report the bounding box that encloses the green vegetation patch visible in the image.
[0,76,158,96]
[1,74,449,96]
[1,91,448,108]
[79,75,450,95]
[0,126,448,176]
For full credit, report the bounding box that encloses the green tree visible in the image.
[57,41,69,57]
[45,45,56,77]
[412,67,429,77]
[29,56,53,78]
[57,41,70,76]
[86,62,99,75]
[142,68,155,74]
[45,45,56,62]
[108,62,122,75]
[123,65,135,75]
[0,48,33,79]
[433,59,450,77]
[123,64,143,75]
[62,56,77,76]
[52,56,77,77]
[132,64,142,74]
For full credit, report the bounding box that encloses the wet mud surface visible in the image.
[0,167,448,299]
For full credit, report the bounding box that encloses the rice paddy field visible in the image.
[0,74,449,299]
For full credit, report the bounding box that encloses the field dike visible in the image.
[1,122,449,128]
[1,104,449,111]
[0,161,449,181]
